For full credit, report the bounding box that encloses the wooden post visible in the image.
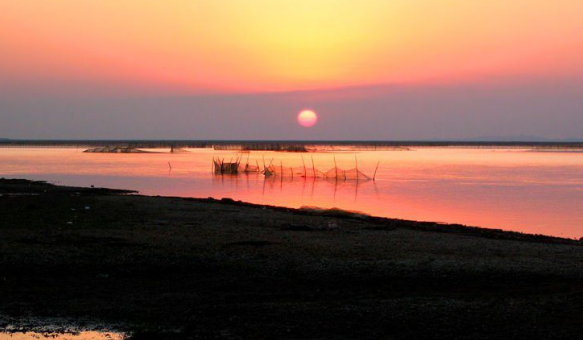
[355,156,359,181]
[311,155,316,178]
[334,157,338,179]
[373,161,380,181]
[280,161,283,177]
[302,156,307,177]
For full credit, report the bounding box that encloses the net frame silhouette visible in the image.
[213,155,377,181]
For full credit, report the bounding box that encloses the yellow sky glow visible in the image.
[1,0,583,93]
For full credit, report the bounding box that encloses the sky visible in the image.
[1,0,583,140]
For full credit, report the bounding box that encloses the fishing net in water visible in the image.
[264,165,324,178]
[239,163,262,172]
[265,164,371,180]
[213,159,240,174]
[322,167,371,180]
[213,157,263,174]
[214,156,373,180]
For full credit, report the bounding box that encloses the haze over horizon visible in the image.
[1,0,583,140]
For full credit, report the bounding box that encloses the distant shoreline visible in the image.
[2,139,583,150]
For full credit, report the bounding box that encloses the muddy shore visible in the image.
[1,178,583,339]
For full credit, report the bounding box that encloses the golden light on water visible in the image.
[297,110,318,127]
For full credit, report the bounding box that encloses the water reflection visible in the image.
[0,331,125,340]
[1,147,583,238]
[213,173,375,202]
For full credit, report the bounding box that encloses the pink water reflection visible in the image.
[1,147,582,238]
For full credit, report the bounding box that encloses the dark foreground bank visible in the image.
[1,179,583,340]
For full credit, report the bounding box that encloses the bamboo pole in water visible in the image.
[334,157,338,178]
[373,161,380,181]
[302,156,307,177]
[311,155,316,177]
[355,156,359,181]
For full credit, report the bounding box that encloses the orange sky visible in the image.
[1,0,583,94]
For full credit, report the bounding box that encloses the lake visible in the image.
[0,331,124,340]
[1,147,582,238]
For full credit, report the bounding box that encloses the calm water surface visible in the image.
[1,147,582,238]
[0,331,125,340]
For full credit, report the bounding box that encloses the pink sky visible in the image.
[1,0,582,139]
[2,0,583,94]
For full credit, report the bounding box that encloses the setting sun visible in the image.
[297,110,318,127]
[2,1,583,339]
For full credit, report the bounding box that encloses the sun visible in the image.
[297,109,318,127]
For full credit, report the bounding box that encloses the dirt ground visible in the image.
[1,178,583,340]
